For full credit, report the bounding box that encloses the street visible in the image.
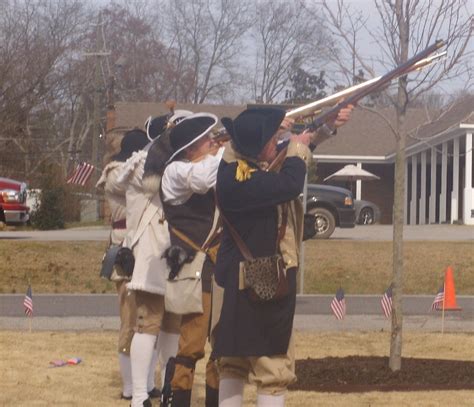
[0,224,473,241]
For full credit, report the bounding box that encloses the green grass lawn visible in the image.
[0,240,472,294]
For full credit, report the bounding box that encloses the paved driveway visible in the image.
[0,226,109,241]
[332,224,473,241]
[0,224,472,241]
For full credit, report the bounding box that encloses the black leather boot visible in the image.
[205,385,219,407]
[169,390,191,407]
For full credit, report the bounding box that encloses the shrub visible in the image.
[30,164,66,230]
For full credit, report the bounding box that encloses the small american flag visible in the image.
[381,285,393,318]
[330,288,346,320]
[23,285,33,317]
[67,162,95,186]
[431,285,445,311]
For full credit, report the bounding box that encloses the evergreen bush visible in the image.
[30,164,66,230]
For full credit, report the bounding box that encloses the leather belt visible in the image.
[112,219,126,229]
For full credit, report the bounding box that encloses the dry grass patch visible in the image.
[0,241,111,294]
[0,240,473,294]
[304,240,474,294]
[1,330,473,406]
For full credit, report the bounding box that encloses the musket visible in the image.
[268,39,446,171]
[285,50,447,119]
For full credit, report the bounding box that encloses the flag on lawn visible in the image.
[67,162,95,186]
[330,288,346,320]
[431,285,445,311]
[23,285,33,317]
[381,285,393,318]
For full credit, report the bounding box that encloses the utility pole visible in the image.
[84,12,110,220]
[91,13,101,220]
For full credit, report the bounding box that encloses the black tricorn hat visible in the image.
[221,108,286,159]
[145,115,168,141]
[145,110,194,142]
[167,113,218,163]
[113,129,149,162]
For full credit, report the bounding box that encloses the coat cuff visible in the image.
[286,141,311,166]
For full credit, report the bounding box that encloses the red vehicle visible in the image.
[0,177,29,225]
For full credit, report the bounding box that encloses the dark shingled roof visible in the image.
[406,94,474,146]
[111,96,474,157]
[314,108,429,156]
[316,94,474,157]
[113,102,246,130]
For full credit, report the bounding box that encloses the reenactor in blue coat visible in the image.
[214,106,353,406]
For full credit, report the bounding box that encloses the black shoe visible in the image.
[148,387,161,399]
[127,397,152,407]
[121,393,132,401]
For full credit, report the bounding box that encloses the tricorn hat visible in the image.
[145,115,168,142]
[221,108,286,159]
[113,129,149,162]
[167,113,218,163]
[145,110,193,142]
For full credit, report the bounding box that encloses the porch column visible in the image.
[451,138,460,223]
[410,155,418,225]
[404,160,409,225]
[356,162,362,200]
[419,150,427,224]
[439,142,448,223]
[429,147,437,223]
[463,132,473,225]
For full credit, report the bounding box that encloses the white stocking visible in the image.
[257,393,285,407]
[219,378,244,407]
[118,353,133,398]
[131,333,156,407]
[156,331,180,388]
[147,346,159,392]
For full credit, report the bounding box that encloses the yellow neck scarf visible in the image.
[235,159,256,182]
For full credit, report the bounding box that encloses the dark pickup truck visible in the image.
[305,184,355,239]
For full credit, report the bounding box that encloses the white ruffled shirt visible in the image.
[161,148,224,205]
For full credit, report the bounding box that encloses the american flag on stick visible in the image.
[67,162,95,186]
[431,285,445,311]
[330,288,346,320]
[381,285,393,318]
[23,285,33,317]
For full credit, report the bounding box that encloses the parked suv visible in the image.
[0,177,29,225]
[306,184,355,239]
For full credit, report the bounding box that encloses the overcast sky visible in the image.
[330,0,473,94]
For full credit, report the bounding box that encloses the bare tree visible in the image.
[318,0,473,371]
[251,0,331,103]
[0,0,89,182]
[162,0,252,103]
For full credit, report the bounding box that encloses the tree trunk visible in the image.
[390,0,409,372]
[390,120,406,371]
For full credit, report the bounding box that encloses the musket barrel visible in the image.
[267,40,446,172]
[286,46,446,121]
[309,39,445,130]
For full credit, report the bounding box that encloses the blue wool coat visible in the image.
[214,155,306,357]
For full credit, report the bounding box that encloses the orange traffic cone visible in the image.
[442,266,462,311]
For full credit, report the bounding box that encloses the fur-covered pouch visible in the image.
[165,251,205,315]
[100,246,135,281]
[242,254,288,302]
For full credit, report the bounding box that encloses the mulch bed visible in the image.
[291,356,474,392]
